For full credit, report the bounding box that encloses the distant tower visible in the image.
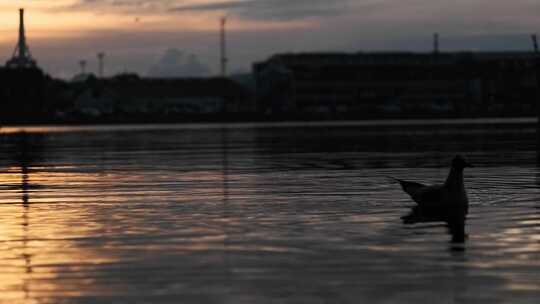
[97,52,105,77]
[6,9,37,69]
[433,33,440,54]
[79,60,87,74]
[220,17,228,77]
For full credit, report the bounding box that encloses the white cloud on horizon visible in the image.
[148,48,211,78]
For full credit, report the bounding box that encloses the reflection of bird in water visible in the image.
[402,204,468,244]
[390,155,473,244]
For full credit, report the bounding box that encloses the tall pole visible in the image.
[433,33,439,54]
[97,52,105,78]
[220,17,228,77]
[533,34,540,156]
[79,60,87,75]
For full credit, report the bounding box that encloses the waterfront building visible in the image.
[254,52,538,118]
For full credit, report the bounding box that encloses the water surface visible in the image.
[0,120,538,303]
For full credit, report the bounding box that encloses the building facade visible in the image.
[254,52,538,118]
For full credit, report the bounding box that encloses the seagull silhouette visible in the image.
[391,155,472,207]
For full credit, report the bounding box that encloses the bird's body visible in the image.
[392,156,471,208]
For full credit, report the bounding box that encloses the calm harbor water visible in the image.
[0,119,538,303]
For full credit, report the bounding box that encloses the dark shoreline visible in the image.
[2,113,538,126]
[1,117,536,135]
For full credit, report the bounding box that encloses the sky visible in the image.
[0,0,538,78]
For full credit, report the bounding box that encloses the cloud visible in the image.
[50,0,178,14]
[51,0,353,21]
[170,0,351,21]
[147,48,211,78]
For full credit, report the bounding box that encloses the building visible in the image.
[254,52,538,118]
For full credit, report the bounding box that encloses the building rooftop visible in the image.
[257,51,537,68]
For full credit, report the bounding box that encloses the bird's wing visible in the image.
[391,177,444,205]
[411,184,445,205]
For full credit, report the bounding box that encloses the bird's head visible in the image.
[452,155,473,169]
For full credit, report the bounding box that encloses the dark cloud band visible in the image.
[55,0,351,21]
[170,0,350,21]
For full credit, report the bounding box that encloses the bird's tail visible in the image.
[387,176,425,197]
[386,176,402,183]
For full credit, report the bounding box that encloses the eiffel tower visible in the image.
[6,9,37,69]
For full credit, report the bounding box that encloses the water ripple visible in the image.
[0,123,538,303]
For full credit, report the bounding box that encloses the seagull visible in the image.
[391,155,472,207]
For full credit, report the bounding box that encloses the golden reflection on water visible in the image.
[0,156,232,300]
[0,146,122,301]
